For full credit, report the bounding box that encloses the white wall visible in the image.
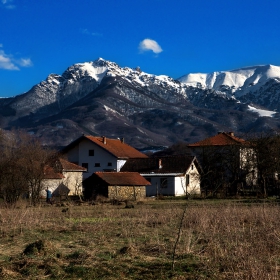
[117,160,127,172]
[143,163,201,197]
[65,139,119,179]
[174,176,187,196]
[41,171,84,197]
[41,179,61,197]
[62,171,83,195]
[186,163,201,195]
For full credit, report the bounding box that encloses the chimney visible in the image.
[102,136,106,144]
[229,132,234,136]
[121,137,124,143]
[158,159,162,169]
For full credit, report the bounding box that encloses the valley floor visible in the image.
[0,198,279,279]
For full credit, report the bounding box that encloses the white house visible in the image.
[42,158,86,197]
[61,135,148,179]
[121,155,201,197]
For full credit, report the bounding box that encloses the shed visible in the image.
[83,172,151,201]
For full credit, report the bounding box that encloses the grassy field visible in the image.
[0,198,280,279]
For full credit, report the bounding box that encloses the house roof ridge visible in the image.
[59,158,87,171]
[62,135,147,159]
[188,132,246,147]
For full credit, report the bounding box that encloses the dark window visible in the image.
[145,177,151,183]
[186,174,190,185]
[95,163,101,167]
[160,178,168,188]
[108,162,112,166]
[89,150,94,156]
[82,163,88,171]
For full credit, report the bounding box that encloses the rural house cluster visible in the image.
[40,131,270,202]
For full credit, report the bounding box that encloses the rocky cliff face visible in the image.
[1,58,280,149]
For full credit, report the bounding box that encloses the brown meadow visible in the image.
[0,198,279,279]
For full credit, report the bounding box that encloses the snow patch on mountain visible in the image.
[77,62,108,82]
[248,105,276,117]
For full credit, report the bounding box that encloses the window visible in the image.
[82,163,88,171]
[89,150,94,156]
[95,163,101,167]
[108,162,112,166]
[160,178,168,188]
[186,175,190,185]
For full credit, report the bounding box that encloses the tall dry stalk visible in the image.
[171,202,188,271]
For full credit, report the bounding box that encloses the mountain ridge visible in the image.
[1,58,280,149]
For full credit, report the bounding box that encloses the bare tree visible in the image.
[247,132,280,197]
[0,131,56,205]
[194,143,255,198]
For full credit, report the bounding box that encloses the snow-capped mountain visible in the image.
[0,58,280,149]
[179,64,280,98]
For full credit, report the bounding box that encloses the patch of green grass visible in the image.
[67,217,112,223]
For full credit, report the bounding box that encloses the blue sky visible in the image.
[1,0,280,97]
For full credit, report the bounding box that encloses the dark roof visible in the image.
[92,172,151,186]
[121,155,198,174]
[62,135,148,159]
[188,132,246,147]
[59,158,87,172]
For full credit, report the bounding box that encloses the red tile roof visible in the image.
[94,172,151,186]
[59,158,87,172]
[188,132,246,147]
[43,166,64,179]
[85,136,147,159]
[62,135,148,159]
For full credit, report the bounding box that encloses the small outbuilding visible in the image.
[121,155,201,197]
[83,172,151,201]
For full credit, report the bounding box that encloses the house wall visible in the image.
[174,176,187,196]
[62,171,83,195]
[41,179,62,197]
[117,160,127,172]
[186,164,201,195]
[144,176,175,196]
[108,185,146,201]
[143,164,201,197]
[65,139,119,179]
[42,172,84,197]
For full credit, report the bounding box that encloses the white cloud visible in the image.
[2,0,15,9]
[0,51,19,70]
[0,49,32,70]
[139,38,163,54]
[80,28,102,37]
[17,58,33,67]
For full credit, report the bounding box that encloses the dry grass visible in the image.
[0,199,279,279]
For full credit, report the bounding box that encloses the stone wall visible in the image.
[108,185,146,201]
